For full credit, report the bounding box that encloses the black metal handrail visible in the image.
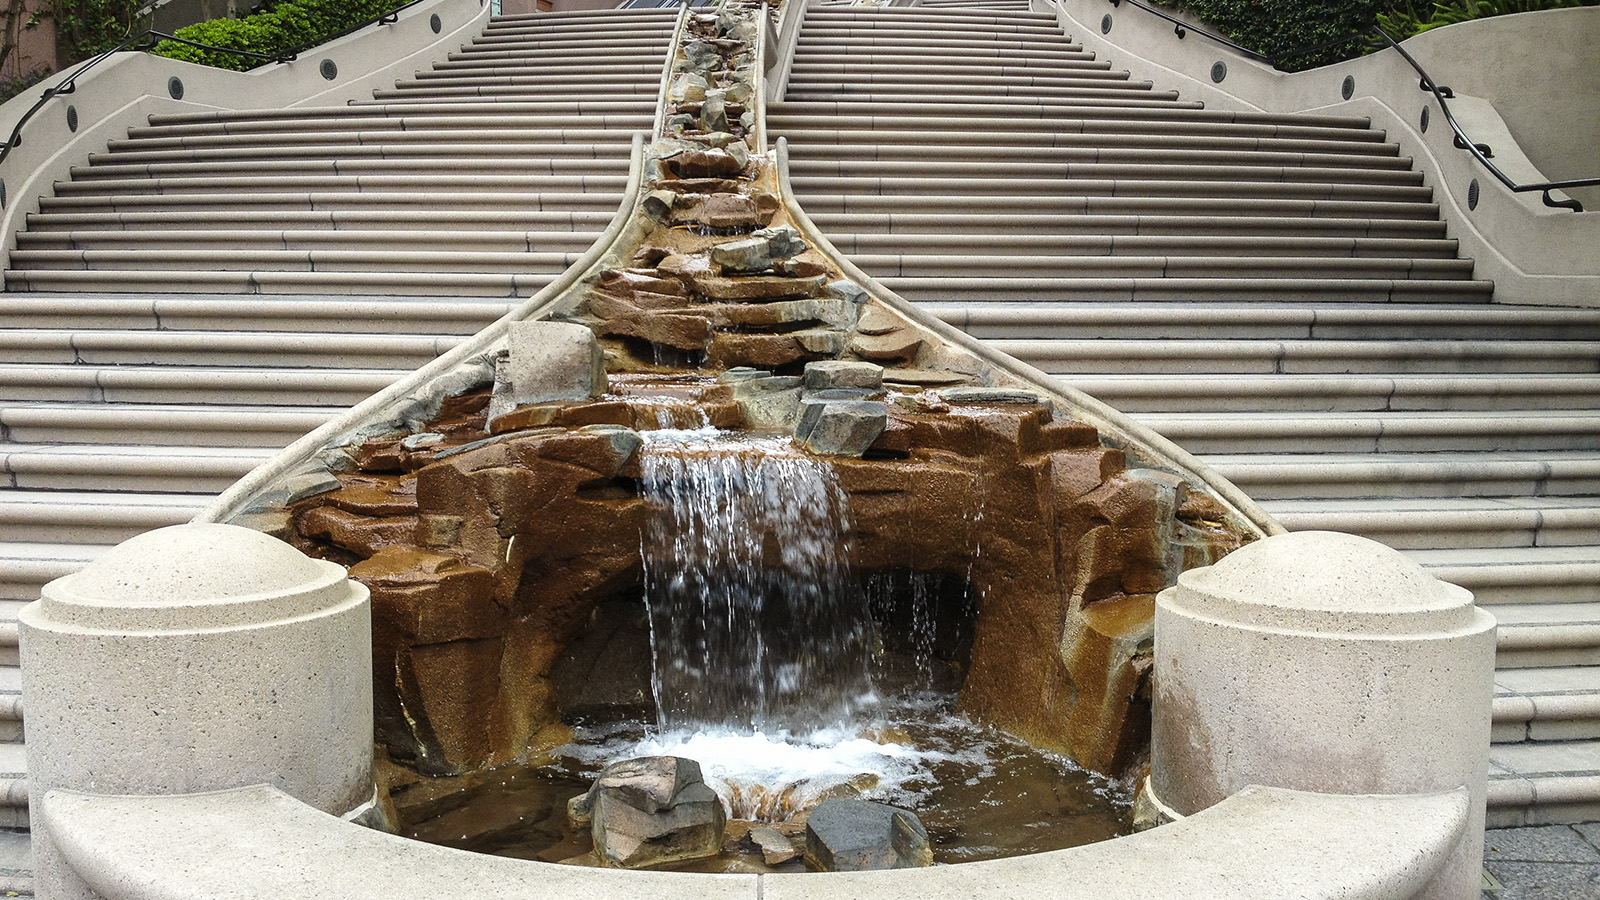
[1101,0,1595,212]
[0,0,427,170]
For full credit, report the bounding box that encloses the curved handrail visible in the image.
[773,136,1282,539]
[1094,0,1595,211]
[1371,25,1593,212]
[0,0,430,170]
[196,133,653,524]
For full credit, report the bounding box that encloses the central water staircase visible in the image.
[771,1,1600,825]
[0,5,677,841]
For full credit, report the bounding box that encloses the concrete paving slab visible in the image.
[1483,826,1600,863]
[1480,860,1600,900]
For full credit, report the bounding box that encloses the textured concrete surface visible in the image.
[38,783,1467,900]
[1482,824,1600,899]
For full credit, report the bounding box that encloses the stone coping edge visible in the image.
[40,782,1467,900]
[771,135,1283,539]
[195,130,653,525]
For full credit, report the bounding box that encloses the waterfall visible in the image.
[639,430,876,733]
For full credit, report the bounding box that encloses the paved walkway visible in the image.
[1484,824,1600,899]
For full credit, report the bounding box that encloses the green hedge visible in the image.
[1378,0,1598,41]
[1155,0,1387,70]
[150,0,408,71]
[1160,0,1599,70]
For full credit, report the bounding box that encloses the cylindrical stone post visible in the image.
[20,524,373,900]
[1149,530,1495,900]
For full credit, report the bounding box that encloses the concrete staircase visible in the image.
[772,1,1600,824]
[0,6,676,840]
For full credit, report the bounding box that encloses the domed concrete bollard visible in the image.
[20,524,373,900]
[1149,530,1496,900]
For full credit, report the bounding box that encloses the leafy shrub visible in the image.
[1158,0,1597,70]
[1378,0,1598,41]
[150,0,408,71]
[1154,0,1387,70]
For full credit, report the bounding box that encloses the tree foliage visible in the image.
[150,0,407,71]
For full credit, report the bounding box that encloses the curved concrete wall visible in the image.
[0,0,490,265]
[1045,0,1600,308]
[1397,8,1599,204]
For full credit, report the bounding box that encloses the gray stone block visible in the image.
[802,798,932,871]
[803,360,884,392]
[794,399,886,457]
[504,321,607,406]
[576,756,726,869]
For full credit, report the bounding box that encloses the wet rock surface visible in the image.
[571,756,726,869]
[804,799,933,871]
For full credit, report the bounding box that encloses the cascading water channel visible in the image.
[639,429,876,732]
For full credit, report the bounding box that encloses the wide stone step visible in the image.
[51,174,628,200]
[791,175,1431,202]
[1487,739,1600,826]
[873,275,1490,303]
[843,233,1454,259]
[16,228,595,254]
[1495,666,1600,743]
[1206,451,1600,500]
[0,444,275,493]
[810,211,1444,238]
[770,113,1386,143]
[930,302,1600,341]
[793,188,1433,217]
[1003,337,1594,375]
[784,83,1177,103]
[1259,497,1600,551]
[778,128,1399,156]
[410,59,667,78]
[1065,373,1600,412]
[10,247,583,275]
[0,328,460,368]
[1412,546,1600,605]
[1491,603,1600,668]
[35,190,624,213]
[4,269,556,297]
[1129,410,1600,453]
[795,34,1094,53]
[23,209,614,232]
[366,82,660,102]
[137,100,655,128]
[791,141,1413,171]
[0,293,513,332]
[775,102,1373,131]
[0,402,335,447]
[71,157,628,180]
[865,255,1471,281]
[0,541,106,602]
[0,363,400,405]
[105,128,640,153]
[0,491,208,545]
[86,143,632,165]
[788,159,1423,186]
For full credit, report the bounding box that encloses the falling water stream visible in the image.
[638,428,876,732]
